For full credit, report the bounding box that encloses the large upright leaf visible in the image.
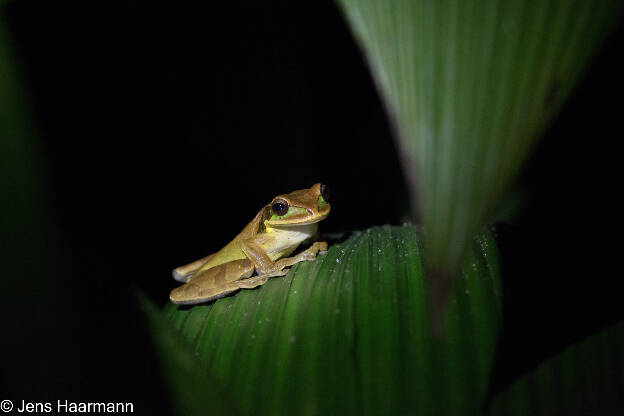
[151,225,502,414]
[488,321,624,415]
[1,10,76,397]
[334,0,622,281]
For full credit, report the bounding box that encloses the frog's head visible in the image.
[265,183,331,226]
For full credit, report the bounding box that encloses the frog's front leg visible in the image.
[241,240,328,275]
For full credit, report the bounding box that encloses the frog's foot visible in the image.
[316,241,329,255]
[237,269,288,289]
[257,241,329,276]
[302,241,328,258]
[260,269,290,278]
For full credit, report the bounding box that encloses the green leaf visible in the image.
[488,321,624,415]
[1,10,77,395]
[158,225,502,415]
[333,0,623,279]
[139,292,240,416]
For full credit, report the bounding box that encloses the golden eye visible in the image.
[271,199,289,216]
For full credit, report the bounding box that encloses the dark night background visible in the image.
[1,1,622,414]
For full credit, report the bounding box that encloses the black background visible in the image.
[1,1,622,413]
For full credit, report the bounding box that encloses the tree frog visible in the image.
[169,183,331,305]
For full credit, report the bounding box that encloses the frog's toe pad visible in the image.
[299,251,317,261]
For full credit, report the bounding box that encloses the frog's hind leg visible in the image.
[169,282,241,305]
[170,259,254,304]
[172,253,217,282]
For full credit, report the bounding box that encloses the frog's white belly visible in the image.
[265,223,318,260]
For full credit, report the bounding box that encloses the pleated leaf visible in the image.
[1,10,78,394]
[140,293,240,416]
[334,0,623,278]
[153,225,502,414]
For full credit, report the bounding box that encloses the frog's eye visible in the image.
[320,184,331,202]
[271,199,289,216]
